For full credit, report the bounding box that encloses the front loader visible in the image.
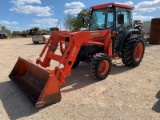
[9,2,145,107]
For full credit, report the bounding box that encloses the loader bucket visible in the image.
[9,57,61,107]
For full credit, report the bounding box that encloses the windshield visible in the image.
[89,8,114,30]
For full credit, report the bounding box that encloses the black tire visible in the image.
[122,36,145,67]
[88,53,112,80]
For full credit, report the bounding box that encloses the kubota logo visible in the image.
[91,32,99,36]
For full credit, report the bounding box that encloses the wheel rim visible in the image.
[98,60,109,76]
[134,42,143,61]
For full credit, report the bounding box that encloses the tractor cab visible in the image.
[89,2,134,34]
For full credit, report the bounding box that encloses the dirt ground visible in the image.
[0,38,160,120]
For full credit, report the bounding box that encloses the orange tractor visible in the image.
[9,2,145,107]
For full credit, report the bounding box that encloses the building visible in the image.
[142,21,151,34]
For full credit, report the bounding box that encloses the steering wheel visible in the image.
[100,22,113,29]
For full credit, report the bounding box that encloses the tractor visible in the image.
[9,2,145,107]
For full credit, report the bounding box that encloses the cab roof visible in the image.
[91,2,134,10]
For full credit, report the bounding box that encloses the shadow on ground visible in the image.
[111,63,133,75]
[61,62,132,93]
[0,81,40,119]
[145,42,160,47]
[26,43,45,45]
[61,63,97,93]
[152,90,160,113]
[0,61,133,119]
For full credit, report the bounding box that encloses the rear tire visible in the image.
[88,53,112,80]
[122,36,145,67]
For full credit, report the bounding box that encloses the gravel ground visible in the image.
[0,38,160,120]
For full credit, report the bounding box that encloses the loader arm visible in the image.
[36,30,112,86]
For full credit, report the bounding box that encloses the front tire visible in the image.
[122,36,145,67]
[88,53,112,80]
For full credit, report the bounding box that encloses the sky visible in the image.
[0,0,159,31]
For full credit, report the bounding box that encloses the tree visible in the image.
[63,9,91,30]
[1,26,11,36]
[12,31,21,35]
[73,9,91,30]
[64,14,75,30]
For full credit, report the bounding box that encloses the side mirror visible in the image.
[117,14,124,24]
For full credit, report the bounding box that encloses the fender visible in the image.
[118,29,141,53]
